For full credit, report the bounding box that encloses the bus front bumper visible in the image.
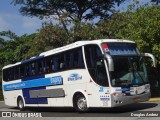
[111,92,151,107]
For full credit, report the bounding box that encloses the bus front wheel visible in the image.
[17,97,25,111]
[74,94,88,112]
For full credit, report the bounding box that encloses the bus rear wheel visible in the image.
[74,94,88,112]
[17,97,25,111]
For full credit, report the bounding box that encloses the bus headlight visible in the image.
[112,92,126,96]
[145,88,150,93]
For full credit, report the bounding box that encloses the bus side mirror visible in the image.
[104,54,114,71]
[144,53,157,67]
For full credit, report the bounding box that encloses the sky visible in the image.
[0,0,151,37]
[0,0,45,36]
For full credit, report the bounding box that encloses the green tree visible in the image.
[26,22,68,57]
[13,0,124,21]
[151,0,160,5]
[70,21,113,42]
[98,5,160,64]
[97,5,160,86]
[0,31,36,81]
[0,31,19,81]
[70,22,97,41]
[0,31,36,63]
[12,0,125,35]
[0,30,18,40]
[14,33,36,61]
[0,31,18,65]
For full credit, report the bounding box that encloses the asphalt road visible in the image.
[0,101,160,120]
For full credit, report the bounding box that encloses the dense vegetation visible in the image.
[0,1,160,100]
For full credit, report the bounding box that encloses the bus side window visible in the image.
[53,57,59,71]
[8,69,11,81]
[3,69,7,81]
[37,59,43,74]
[85,45,108,87]
[66,47,84,69]
[65,52,70,69]
[31,62,36,76]
[59,54,65,70]
[45,57,53,73]
[6,69,9,81]
[64,54,68,69]
[20,65,25,78]
[42,59,46,73]
[69,52,74,68]
[50,59,54,71]
[73,51,78,68]
[15,67,17,79]
[50,58,53,72]
[96,59,109,86]
[25,64,30,77]
[18,66,21,79]
[4,69,8,81]
[13,68,15,80]
[85,46,96,80]
[11,68,14,80]
[78,48,84,68]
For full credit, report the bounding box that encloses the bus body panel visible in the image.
[86,82,112,107]
[2,39,153,110]
[3,79,23,107]
[3,90,22,107]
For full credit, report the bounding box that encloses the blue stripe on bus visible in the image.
[3,76,63,91]
[23,86,47,104]
[21,56,44,64]
[22,75,47,104]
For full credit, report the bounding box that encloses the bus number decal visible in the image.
[50,76,63,85]
[100,95,110,101]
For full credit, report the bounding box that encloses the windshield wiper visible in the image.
[133,67,145,83]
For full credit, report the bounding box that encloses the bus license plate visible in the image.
[133,97,141,102]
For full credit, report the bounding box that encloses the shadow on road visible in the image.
[10,102,158,113]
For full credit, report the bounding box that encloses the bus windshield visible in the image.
[110,56,148,87]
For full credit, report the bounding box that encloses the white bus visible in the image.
[2,39,156,112]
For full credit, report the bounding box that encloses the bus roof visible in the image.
[2,62,21,69]
[40,39,135,56]
[2,39,135,69]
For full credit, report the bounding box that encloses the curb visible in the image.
[148,98,160,102]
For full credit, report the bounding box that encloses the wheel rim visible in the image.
[77,97,87,111]
[19,99,23,109]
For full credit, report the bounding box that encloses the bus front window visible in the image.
[110,56,148,87]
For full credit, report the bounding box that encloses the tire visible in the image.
[74,94,88,112]
[17,97,25,111]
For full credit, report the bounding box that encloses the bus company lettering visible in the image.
[68,74,82,81]
[6,83,25,90]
